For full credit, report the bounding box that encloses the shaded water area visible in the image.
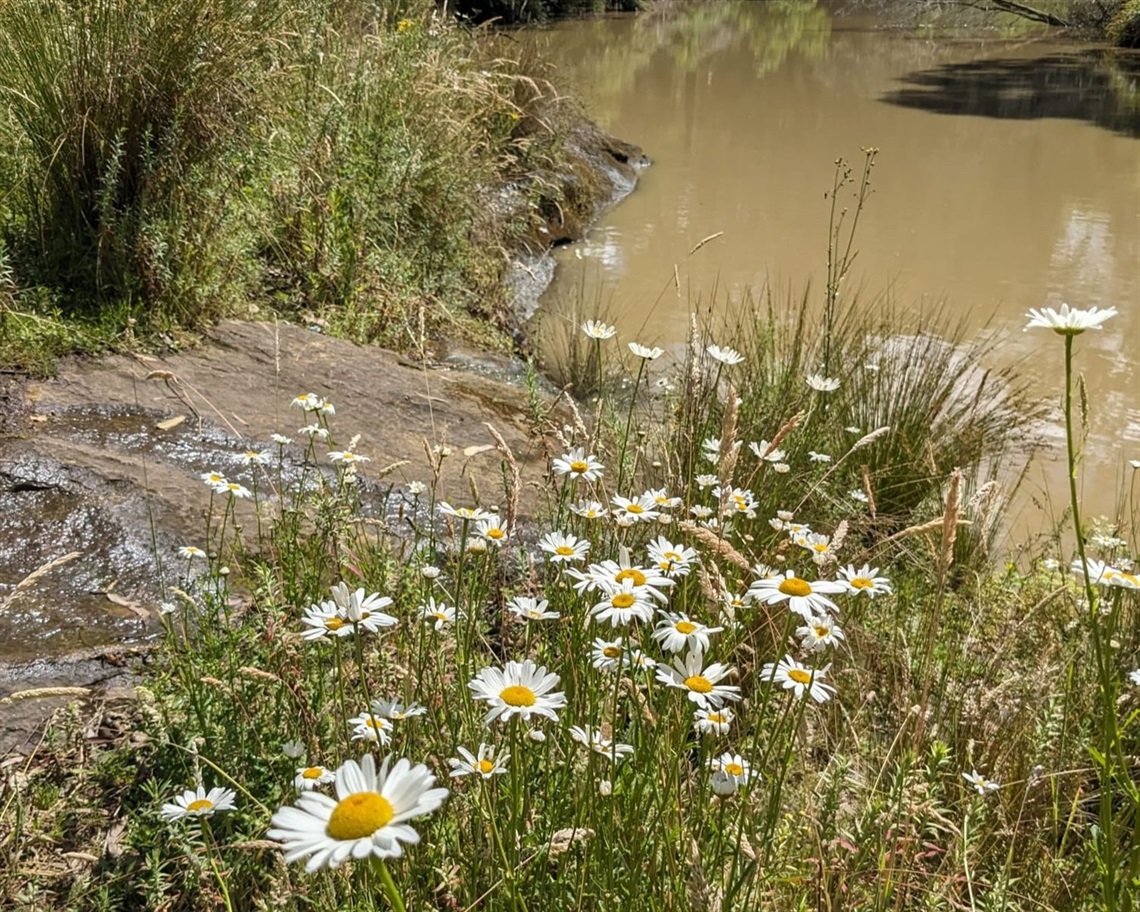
[525,1,1140,539]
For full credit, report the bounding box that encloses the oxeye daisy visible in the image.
[748,440,786,463]
[569,725,634,763]
[330,583,397,632]
[298,424,329,440]
[438,502,491,522]
[295,765,335,791]
[201,471,228,491]
[567,549,673,602]
[290,392,325,411]
[591,637,628,671]
[540,531,590,563]
[508,596,560,621]
[449,744,509,779]
[611,493,661,522]
[796,615,845,651]
[693,706,735,736]
[236,449,270,466]
[418,598,461,631]
[760,655,836,703]
[849,489,870,503]
[300,601,351,641]
[628,342,664,360]
[370,700,427,721]
[582,319,617,340]
[221,481,252,499]
[806,373,840,392]
[271,433,292,446]
[652,612,723,653]
[655,651,741,709]
[1024,302,1117,335]
[477,515,510,546]
[553,448,605,482]
[1128,669,1140,687]
[349,711,394,744]
[796,532,834,563]
[707,753,753,787]
[837,564,892,597]
[161,786,236,821]
[706,344,744,365]
[179,545,207,560]
[590,581,656,627]
[468,660,567,725]
[690,504,714,519]
[808,451,832,463]
[963,770,1000,794]
[328,450,370,465]
[647,536,699,577]
[268,754,448,871]
[627,647,658,671]
[570,499,607,519]
[702,438,721,463]
[645,487,682,509]
[749,569,845,619]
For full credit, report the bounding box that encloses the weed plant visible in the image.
[2,303,1137,911]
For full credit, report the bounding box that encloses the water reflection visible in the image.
[882,52,1140,137]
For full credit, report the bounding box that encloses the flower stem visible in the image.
[374,859,408,912]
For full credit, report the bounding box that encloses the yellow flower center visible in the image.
[185,799,214,813]
[326,792,394,840]
[487,528,505,539]
[626,504,644,514]
[500,685,536,707]
[724,762,745,777]
[674,621,698,635]
[611,593,636,609]
[603,646,622,658]
[813,626,830,638]
[664,551,682,562]
[555,545,575,556]
[301,767,324,780]
[685,675,714,694]
[478,759,495,774]
[569,460,590,473]
[1118,573,1138,586]
[851,577,874,589]
[813,543,829,553]
[364,718,387,730]
[708,712,726,724]
[325,617,347,631]
[778,577,813,598]
[432,612,448,621]
[615,568,647,586]
[788,669,812,685]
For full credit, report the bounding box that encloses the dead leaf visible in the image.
[155,415,185,431]
[28,414,48,423]
[463,444,494,457]
[104,592,149,620]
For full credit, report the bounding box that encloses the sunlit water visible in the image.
[524,1,1140,543]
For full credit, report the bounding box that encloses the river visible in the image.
[523,0,1140,542]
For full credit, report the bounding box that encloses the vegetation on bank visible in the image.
[0,0,599,374]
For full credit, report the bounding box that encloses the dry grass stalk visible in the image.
[486,422,521,531]
[861,464,877,518]
[0,551,82,610]
[939,468,962,578]
[678,520,751,572]
[0,686,91,706]
[766,410,803,456]
[717,385,739,491]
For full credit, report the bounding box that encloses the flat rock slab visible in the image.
[0,321,551,735]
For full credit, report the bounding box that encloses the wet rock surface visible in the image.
[0,320,555,747]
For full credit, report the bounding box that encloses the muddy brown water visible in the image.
[525,2,1140,539]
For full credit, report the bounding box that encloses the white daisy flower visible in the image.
[201,471,228,492]
[850,489,870,503]
[161,786,236,821]
[268,754,448,871]
[690,505,714,519]
[570,500,607,519]
[701,438,721,463]
[282,739,305,759]
[796,532,834,560]
[468,659,567,725]
[695,473,719,489]
[1128,669,1140,687]
[271,433,292,446]
[539,531,590,563]
[645,487,682,509]
[706,344,744,365]
[300,601,351,641]
[236,449,271,466]
[591,637,628,671]
[655,650,741,709]
[220,481,252,499]
[448,744,509,779]
[508,596,560,621]
[582,320,617,340]
[808,451,832,463]
[748,440,786,462]
[421,565,440,580]
[962,770,1000,794]
[295,765,335,791]
[627,647,658,671]
[628,342,664,360]
[406,481,427,495]
[749,569,845,619]
[693,707,735,736]
[349,711,394,744]
[837,564,892,598]
[569,725,634,763]
[1024,303,1117,335]
[760,655,835,703]
[652,612,723,654]
[807,374,840,392]
[290,392,325,411]
[646,536,699,577]
[845,426,862,434]
[418,598,461,631]
[370,700,427,721]
[330,583,397,632]
[298,425,329,440]
[179,545,207,560]
[438,502,490,522]
[477,516,510,546]
[590,581,656,627]
[566,550,674,602]
[552,448,605,482]
[611,493,661,522]
[329,450,371,465]
[796,615,845,651]
[707,752,754,789]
